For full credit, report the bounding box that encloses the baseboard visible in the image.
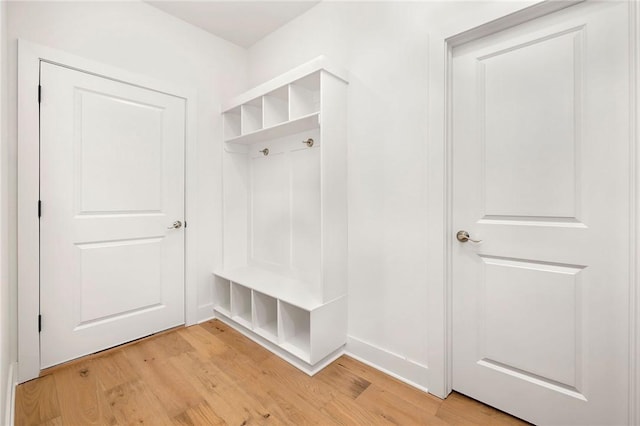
[345,336,430,393]
[196,304,215,324]
[4,362,16,426]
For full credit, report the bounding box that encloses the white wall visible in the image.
[249,1,432,388]
[246,1,538,390]
[6,0,247,377]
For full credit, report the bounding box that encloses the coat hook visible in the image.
[259,148,269,156]
[302,138,314,147]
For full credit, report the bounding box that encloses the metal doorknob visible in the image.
[168,221,183,229]
[456,230,481,243]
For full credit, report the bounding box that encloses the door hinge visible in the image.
[38,315,42,333]
[38,200,41,218]
[38,85,41,104]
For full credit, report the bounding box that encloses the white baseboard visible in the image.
[196,304,215,324]
[4,362,16,426]
[345,336,430,393]
[205,314,431,392]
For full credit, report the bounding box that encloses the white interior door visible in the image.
[452,2,630,424]
[39,62,186,369]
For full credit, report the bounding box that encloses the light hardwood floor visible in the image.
[15,320,528,425]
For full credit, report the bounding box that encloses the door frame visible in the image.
[425,1,640,423]
[17,39,199,383]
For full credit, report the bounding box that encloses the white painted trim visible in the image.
[345,336,429,393]
[222,55,348,112]
[426,0,627,401]
[184,92,199,329]
[425,28,448,399]
[213,314,345,376]
[17,39,198,383]
[17,38,40,386]
[444,0,582,45]
[4,362,16,426]
[630,1,640,424]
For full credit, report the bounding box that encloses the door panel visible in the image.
[40,62,186,368]
[452,2,629,424]
[76,238,163,324]
[78,90,164,213]
[481,29,579,219]
[480,256,581,388]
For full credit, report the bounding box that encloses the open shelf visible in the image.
[241,98,263,134]
[224,112,319,145]
[213,275,231,315]
[254,291,278,342]
[263,86,289,128]
[223,106,241,140]
[213,266,321,311]
[280,301,311,361]
[231,283,252,328]
[289,71,321,120]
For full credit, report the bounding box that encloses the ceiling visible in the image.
[146,1,321,48]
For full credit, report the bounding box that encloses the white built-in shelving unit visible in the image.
[214,56,348,373]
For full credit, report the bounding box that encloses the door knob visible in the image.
[168,221,183,229]
[456,230,481,243]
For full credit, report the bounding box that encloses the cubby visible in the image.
[231,283,252,328]
[289,71,321,119]
[223,106,241,140]
[241,98,263,134]
[215,56,348,374]
[254,292,278,342]
[263,86,289,127]
[280,302,310,360]
[213,275,231,315]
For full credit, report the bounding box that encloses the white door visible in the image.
[39,62,186,368]
[452,2,630,424]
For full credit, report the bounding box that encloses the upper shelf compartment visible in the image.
[289,72,320,120]
[224,112,320,145]
[222,56,348,144]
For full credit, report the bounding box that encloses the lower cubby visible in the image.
[213,275,231,315]
[254,292,278,342]
[212,272,347,374]
[280,301,311,360]
[231,283,252,328]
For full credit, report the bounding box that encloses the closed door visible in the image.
[39,62,186,368]
[452,2,630,424]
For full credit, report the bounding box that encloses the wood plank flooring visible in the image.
[16,320,528,425]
